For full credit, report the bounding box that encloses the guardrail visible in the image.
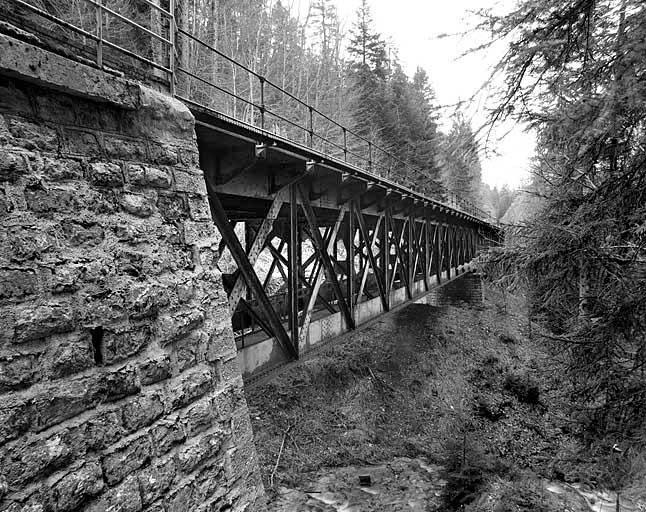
[1,0,496,224]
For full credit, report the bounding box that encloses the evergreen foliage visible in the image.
[481,0,646,440]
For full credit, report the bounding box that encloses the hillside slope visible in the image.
[245,283,645,511]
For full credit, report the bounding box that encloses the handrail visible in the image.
[1,0,496,225]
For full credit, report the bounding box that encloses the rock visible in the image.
[121,193,155,217]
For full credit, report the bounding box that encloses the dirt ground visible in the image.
[245,283,646,511]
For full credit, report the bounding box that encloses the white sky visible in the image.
[293,0,535,189]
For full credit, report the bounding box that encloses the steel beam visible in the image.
[206,188,297,359]
[298,185,355,329]
[288,184,299,354]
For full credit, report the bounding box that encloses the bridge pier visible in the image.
[0,31,263,511]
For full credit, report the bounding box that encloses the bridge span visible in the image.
[1,0,499,381]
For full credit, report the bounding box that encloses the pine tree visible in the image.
[482,0,646,439]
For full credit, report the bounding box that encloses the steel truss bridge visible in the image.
[3,0,501,379]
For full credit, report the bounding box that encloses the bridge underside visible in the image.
[195,111,498,380]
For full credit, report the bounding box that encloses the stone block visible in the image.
[177,431,223,474]
[85,475,142,512]
[60,128,103,157]
[138,354,172,386]
[120,192,155,218]
[52,460,104,512]
[0,188,14,218]
[180,396,216,438]
[193,459,227,504]
[0,353,38,391]
[104,136,147,161]
[0,77,31,115]
[174,169,207,195]
[121,391,165,433]
[77,408,125,452]
[176,281,194,303]
[33,93,77,125]
[32,375,100,431]
[0,151,29,181]
[2,225,56,262]
[25,185,78,215]
[88,162,123,187]
[40,157,83,181]
[13,302,75,344]
[127,163,171,189]
[187,196,212,222]
[102,432,153,486]
[138,457,177,506]
[99,364,141,402]
[102,323,151,365]
[220,354,241,385]
[149,416,186,456]
[61,221,104,247]
[0,34,140,110]
[127,283,169,320]
[156,309,205,346]
[149,142,179,165]
[0,395,34,445]
[48,334,94,379]
[183,220,219,246]
[1,428,78,487]
[0,268,37,299]
[164,480,196,512]
[7,118,58,152]
[165,365,214,412]
[157,193,188,222]
[51,264,82,294]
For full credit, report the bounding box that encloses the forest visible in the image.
[480,0,646,481]
[173,0,488,210]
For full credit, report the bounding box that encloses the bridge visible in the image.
[1,0,499,381]
[0,2,499,510]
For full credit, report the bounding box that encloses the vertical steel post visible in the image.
[96,0,103,68]
[408,214,414,293]
[343,128,348,162]
[424,213,430,290]
[347,204,355,313]
[446,226,452,280]
[383,208,391,304]
[436,224,443,283]
[368,142,373,171]
[288,184,299,356]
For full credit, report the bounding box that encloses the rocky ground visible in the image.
[245,283,646,511]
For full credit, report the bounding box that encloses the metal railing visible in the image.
[1,0,495,224]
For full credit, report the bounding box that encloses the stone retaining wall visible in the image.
[426,271,483,306]
[0,31,263,512]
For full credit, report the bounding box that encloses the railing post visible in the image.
[343,128,347,161]
[308,106,314,147]
[368,142,372,171]
[259,77,265,130]
[169,0,176,95]
[95,0,103,68]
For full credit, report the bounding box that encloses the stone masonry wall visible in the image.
[426,272,484,307]
[0,33,263,511]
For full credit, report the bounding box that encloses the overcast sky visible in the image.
[293,0,535,189]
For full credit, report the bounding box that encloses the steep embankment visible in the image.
[246,283,645,511]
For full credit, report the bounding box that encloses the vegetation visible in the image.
[476,0,646,490]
